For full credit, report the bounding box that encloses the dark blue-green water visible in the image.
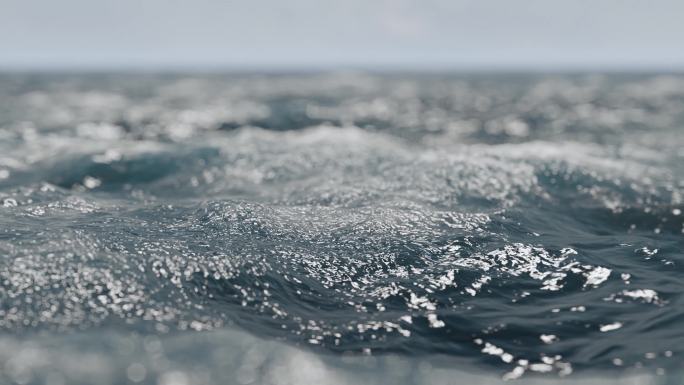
[0,73,683,384]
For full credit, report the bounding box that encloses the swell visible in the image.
[0,74,683,380]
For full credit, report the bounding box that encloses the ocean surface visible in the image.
[0,72,682,385]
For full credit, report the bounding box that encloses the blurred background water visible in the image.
[0,72,682,384]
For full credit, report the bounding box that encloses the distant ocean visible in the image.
[0,72,682,384]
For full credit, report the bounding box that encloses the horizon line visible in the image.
[2,62,684,75]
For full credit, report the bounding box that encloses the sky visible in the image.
[1,0,683,70]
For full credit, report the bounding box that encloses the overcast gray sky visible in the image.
[1,0,683,70]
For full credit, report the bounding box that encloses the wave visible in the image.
[0,73,682,383]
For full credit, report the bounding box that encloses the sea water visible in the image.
[0,72,682,384]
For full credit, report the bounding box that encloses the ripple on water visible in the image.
[0,73,683,381]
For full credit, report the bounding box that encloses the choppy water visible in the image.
[0,72,683,384]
